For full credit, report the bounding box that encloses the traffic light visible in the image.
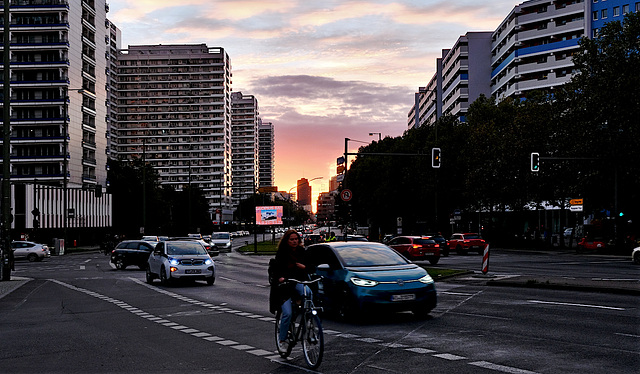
[530,152,540,172]
[432,148,441,169]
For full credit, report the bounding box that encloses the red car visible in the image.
[577,237,606,252]
[387,236,441,264]
[448,233,487,255]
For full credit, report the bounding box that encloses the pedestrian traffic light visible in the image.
[432,148,441,169]
[530,152,540,172]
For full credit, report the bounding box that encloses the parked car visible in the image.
[141,235,160,242]
[146,240,215,286]
[448,233,487,255]
[423,234,450,256]
[188,233,203,239]
[110,240,158,270]
[210,232,232,252]
[11,241,50,262]
[306,241,437,319]
[387,236,441,264]
[632,247,640,264]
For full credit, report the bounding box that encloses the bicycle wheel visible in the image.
[274,310,294,358]
[302,313,324,369]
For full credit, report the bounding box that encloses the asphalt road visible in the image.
[0,247,638,374]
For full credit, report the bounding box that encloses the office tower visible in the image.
[115,44,233,218]
[297,178,311,207]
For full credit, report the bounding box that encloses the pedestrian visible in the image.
[270,229,312,352]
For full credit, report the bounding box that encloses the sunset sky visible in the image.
[108,0,521,209]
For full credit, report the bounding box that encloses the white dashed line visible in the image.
[470,361,540,374]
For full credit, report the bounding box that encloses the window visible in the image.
[623,4,629,14]
[613,6,620,16]
[601,9,607,19]
[593,11,598,20]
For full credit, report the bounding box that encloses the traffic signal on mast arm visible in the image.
[531,152,540,172]
[432,148,441,169]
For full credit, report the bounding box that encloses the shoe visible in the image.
[278,340,288,351]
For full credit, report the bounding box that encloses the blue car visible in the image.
[306,242,437,319]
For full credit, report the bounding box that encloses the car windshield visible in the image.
[166,242,207,255]
[334,243,409,267]
[212,233,230,240]
[465,234,482,239]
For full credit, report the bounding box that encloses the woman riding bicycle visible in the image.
[271,229,313,352]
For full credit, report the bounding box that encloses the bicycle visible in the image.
[274,277,324,369]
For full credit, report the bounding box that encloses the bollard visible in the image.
[481,245,490,274]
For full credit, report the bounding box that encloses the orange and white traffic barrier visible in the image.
[482,245,490,274]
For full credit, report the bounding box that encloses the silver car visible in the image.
[210,232,232,252]
[11,241,51,262]
[146,240,215,286]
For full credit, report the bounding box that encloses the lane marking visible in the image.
[470,361,540,374]
[528,300,625,310]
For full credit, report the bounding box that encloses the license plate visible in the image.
[391,294,415,302]
[185,269,201,274]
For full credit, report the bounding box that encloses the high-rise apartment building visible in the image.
[408,32,491,127]
[115,44,233,218]
[316,191,336,222]
[230,91,258,204]
[257,120,274,189]
[2,0,110,188]
[409,0,633,128]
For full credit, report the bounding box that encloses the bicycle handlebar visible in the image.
[281,276,323,286]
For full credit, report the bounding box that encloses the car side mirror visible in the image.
[316,263,332,273]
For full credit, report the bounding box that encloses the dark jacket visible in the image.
[269,245,310,314]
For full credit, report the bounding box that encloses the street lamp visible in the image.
[369,132,381,141]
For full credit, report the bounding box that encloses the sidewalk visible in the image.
[0,276,30,300]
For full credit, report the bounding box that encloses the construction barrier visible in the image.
[482,245,490,274]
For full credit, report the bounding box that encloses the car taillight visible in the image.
[412,244,420,249]
[434,244,439,247]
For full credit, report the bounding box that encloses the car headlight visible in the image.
[350,277,378,287]
[205,259,213,265]
[169,258,179,266]
[418,274,434,284]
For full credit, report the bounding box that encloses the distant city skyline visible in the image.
[107,0,523,208]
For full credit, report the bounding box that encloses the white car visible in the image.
[210,232,232,252]
[146,240,215,286]
[11,241,51,262]
[632,247,640,264]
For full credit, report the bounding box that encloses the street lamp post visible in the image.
[369,132,381,141]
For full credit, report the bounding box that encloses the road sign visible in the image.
[570,199,583,205]
[337,165,345,174]
[340,189,352,202]
[337,156,345,165]
[570,205,583,212]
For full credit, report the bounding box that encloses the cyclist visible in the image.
[271,229,313,352]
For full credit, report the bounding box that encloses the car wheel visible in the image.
[206,276,215,286]
[146,267,155,284]
[160,267,169,286]
[27,253,39,262]
[336,289,357,322]
[634,252,640,264]
[428,257,440,265]
[115,258,126,270]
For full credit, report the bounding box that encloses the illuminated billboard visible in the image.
[255,206,283,225]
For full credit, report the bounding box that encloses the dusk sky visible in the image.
[108,0,522,209]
